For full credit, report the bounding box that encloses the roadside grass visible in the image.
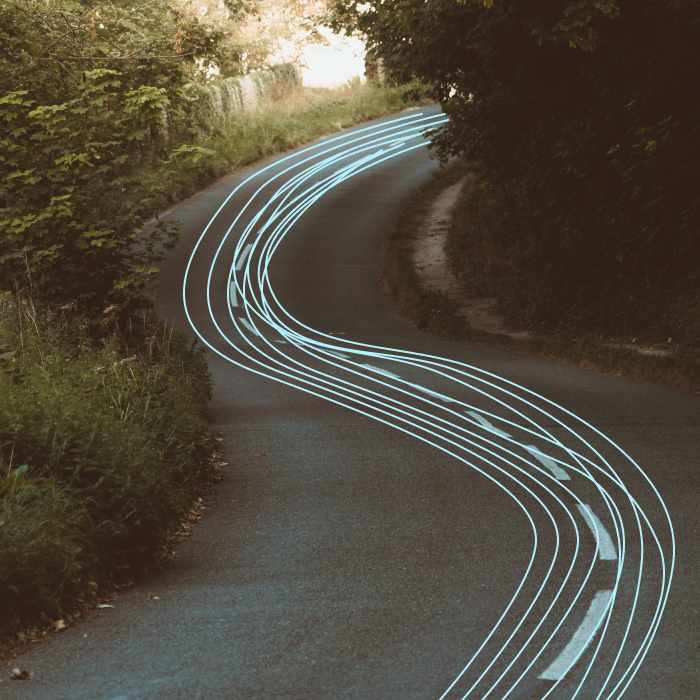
[380,158,700,396]
[0,296,218,644]
[162,79,435,206]
[0,80,434,652]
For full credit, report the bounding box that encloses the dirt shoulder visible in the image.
[380,160,700,396]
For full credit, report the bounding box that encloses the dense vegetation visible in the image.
[328,0,700,347]
[0,0,432,641]
[0,296,217,638]
[0,0,225,317]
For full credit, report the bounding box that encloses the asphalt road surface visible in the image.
[3,107,699,700]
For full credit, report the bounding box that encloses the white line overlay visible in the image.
[409,383,454,402]
[540,590,614,680]
[577,504,618,560]
[360,364,401,379]
[465,411,512,439]
[180,112,675,699]
[240,318,262,336]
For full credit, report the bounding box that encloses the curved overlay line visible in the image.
[180,112,675,700]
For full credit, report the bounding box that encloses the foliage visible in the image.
[326,0,700,336]
[180,63,303,138]
[0,294,217,636]
[0,0,223,316]
[0,0,224,96]
[0,69,212,317]
[157,78,435,205]
[381,157,700,395]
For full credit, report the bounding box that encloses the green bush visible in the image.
[0,296,217,636]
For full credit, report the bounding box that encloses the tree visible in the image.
[0,0,224,316]
[326,0,700,333]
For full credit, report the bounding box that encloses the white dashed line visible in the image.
[333,151,382,175]
[360,364,401,379]
[465,411,512,439]
[577,504,618,560]
[539,590,614,680]
[235,243,253,271]
[523,445,570,481]
[239,318,261,336]
[325,350,349,359]
[229,281,238,307]
[409,384,454,402]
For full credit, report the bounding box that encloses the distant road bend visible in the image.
[182,111,675,700]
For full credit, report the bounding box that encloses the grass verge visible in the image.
[0,296,218,649]
[380,158,700,396]
[163,79,435,205]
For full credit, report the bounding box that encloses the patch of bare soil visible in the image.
[412,175,529,340]
[412,176,671,356]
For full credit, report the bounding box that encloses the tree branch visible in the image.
[0,30,70,86]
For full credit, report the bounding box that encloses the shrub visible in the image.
[0,295,217,636]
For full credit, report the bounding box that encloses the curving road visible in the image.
[3,107,699,700]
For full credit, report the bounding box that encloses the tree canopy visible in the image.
[327,0,700,333]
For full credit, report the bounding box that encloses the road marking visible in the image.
[333,151,381,175]
[326,350,349,359]
[524,445,570,480]
[577,505,618,560]
[360,364,401,379]
[466,413,570,479]
[465,411,512,438]
[409,383,454,402]
[235,243,253,271]
[239,318,261,336]
[539,590,614,680]
[229,281,238,307]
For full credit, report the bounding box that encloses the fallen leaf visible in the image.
[96,604,114,609]
[256,452,266,457]
[11,668,31,681]
[53,619,67,632]
[147,595,160,601]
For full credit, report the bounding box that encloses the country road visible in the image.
[3,106,699,700]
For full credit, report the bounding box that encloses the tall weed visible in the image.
[0,296,216,637]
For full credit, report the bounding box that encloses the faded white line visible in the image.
[577,504,618,560]
[465,411,512,439]
[235,243,253,271]
[539,590,614,680]
[326,350,349,359]
[409,383,454,402]
[524,445,570,481]
[333,151,381,175]
[229,281,238,307]
[360,364,401,379]
[239,318,261,336]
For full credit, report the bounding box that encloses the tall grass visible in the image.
[0,79,434,642]
[162,79,435,205]
[0,296,217,638]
